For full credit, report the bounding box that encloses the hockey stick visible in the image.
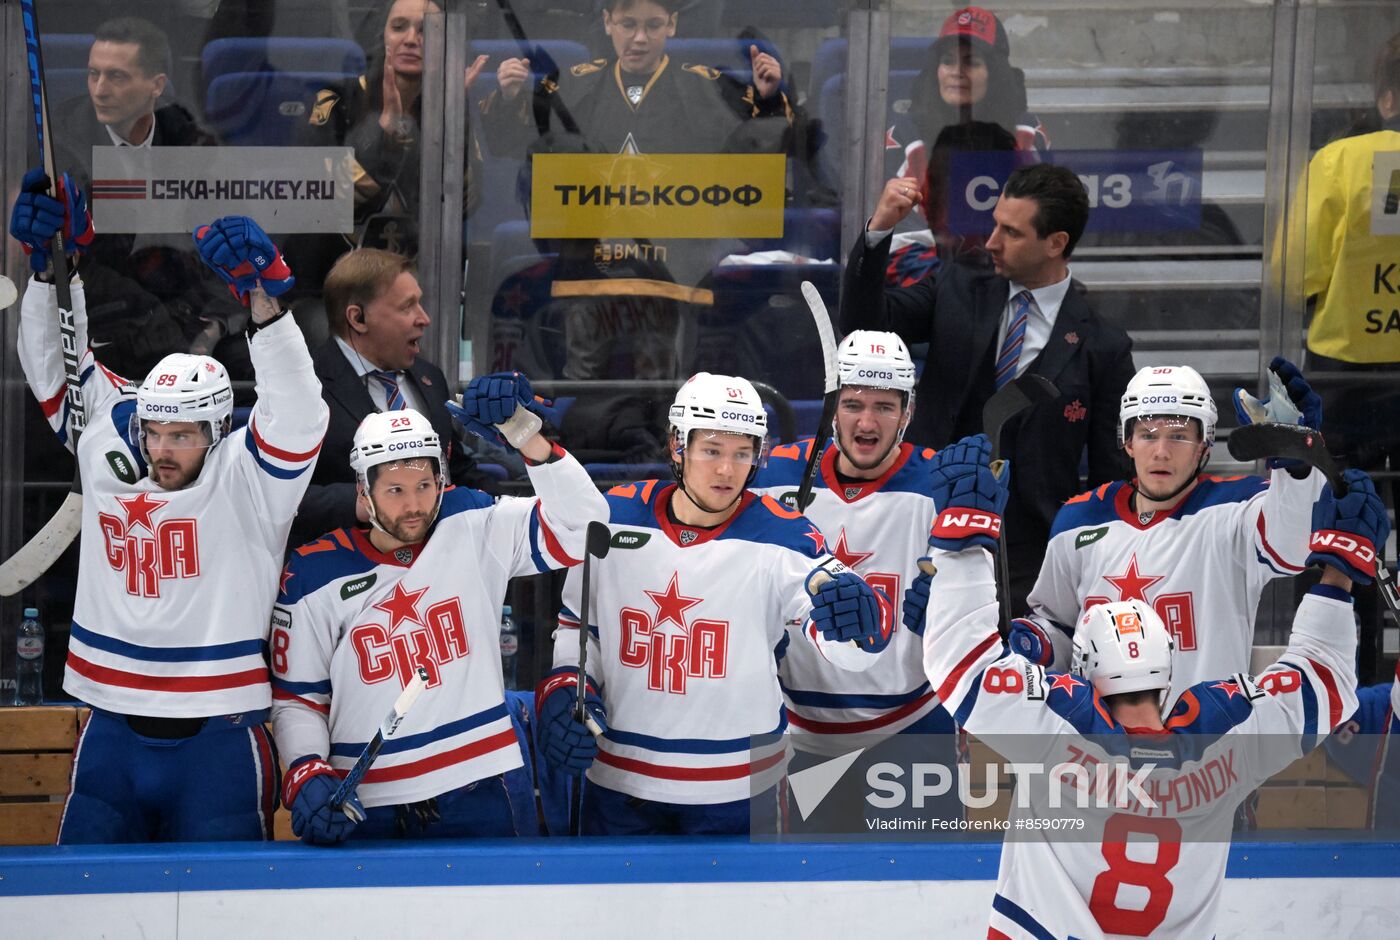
[982,373,1059,630]
[329,665,431,822]
[491,0,581,136]
[791,280,840,513]
[571,520,611,836]
[1227,423,1400,618]
[1,0,86,598]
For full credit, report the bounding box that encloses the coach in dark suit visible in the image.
[841,163,1135,615]
[292,248,486,547]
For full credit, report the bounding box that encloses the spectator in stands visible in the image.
[1290,29,1400,680]
[294,0,486,271]
[841,163,1135,616]
[886,7,1048,286]
[293,247,489,547]
[54,16,249,380]
[480,0,792,380]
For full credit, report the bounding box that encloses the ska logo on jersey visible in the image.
[1086,554,1199,652]
[97,493,199,598]
[619,571,728,694]
[348,582,469,689]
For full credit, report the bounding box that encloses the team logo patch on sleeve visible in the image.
[340,573,377,600]
[105,450,138,484]
[271,606,292,631]
[1075,526,1108,550]
[610,530,652,549]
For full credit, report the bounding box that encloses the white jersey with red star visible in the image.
[549,480,892,804]
[752,439,951,743]
[926,548,1357,940]
[271,451,606,806]
[1027,470,1323,696]
[17,277,327,718]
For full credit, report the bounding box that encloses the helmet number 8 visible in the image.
[1127,641,1140,659]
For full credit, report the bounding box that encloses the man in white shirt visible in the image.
[840,162,1136,616]
[295,247,489,546]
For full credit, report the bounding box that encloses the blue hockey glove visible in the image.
[192,215,294,305]
[283,757,363,845]
[10,167,93,274]
[446,371,545,449]
[536,672,607,774]
[1234,357,1323,468]
[1307,468,1391,585]
[810,570,892,653]
[1008,617,1055,667]
[902,565,932,636]
[926,434,1009,553]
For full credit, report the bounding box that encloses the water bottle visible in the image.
[499,605,520,691]
[15,608,44,706]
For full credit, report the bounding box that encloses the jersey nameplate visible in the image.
[341,573,377,601]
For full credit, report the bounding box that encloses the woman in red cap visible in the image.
[885,6,1049,284]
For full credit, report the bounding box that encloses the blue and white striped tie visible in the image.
[371,370,406,411]
[994,291,1033,390]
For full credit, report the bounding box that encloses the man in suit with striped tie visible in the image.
[294,248,489,547]
[840,162,1135,617]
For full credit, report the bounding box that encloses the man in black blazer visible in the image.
[292,248,487,547]
[841,163,1135,616]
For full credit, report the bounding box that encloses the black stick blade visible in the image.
[586,520,612,559]
[1226,423,1342,490]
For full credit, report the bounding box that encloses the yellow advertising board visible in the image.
[529,153,785,239]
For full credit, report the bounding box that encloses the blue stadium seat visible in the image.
[815,69,920,183]
[468,39,591,80]
[45,69,90,113]
[205,70,356,146]
[662,38,786,90]
[202,37,366,87]
[807,37,934,125]
[721,0,843,29]
[693,262,841,401]
[40,33,93,69]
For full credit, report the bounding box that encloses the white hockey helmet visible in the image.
[135,353,234,448]
[350,410,445,536]
[1071,600,1174,709]
[350,409,443,482]
[1118,365,1217,448]
[668,372,769,448]
[837,330,917,394]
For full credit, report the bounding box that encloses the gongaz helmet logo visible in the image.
[1113,610,1142,636]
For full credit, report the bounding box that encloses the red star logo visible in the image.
[830,529,873,569]
[373,582,428,633]
[1048,673,1082,697]
[803,526,827,556]
[279,567,294,595]
[644,572,703,632]
[116,492,167,534]
[1103,556,1165,603]
[1211,680,1243,700]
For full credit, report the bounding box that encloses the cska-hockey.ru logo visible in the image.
[619,571,728,694]
[97,493,199,598]
[349,582,469,689]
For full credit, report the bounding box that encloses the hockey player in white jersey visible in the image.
[12,175,325,843]
[1016,361,1325,695]
[751,331,955,745]
[271,380,607,843]
[921,434,1382,939]
[537,373,895,834]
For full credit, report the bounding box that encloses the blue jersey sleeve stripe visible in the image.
[70,620,267,662]
[527,506,548,573]
[991,893,1058,940]
[1279,657,1320,744]
[780,681,932,709]
[328,702,511,758]
[243,431,312,479]
[272,677,333,695]
[603,713,787,754]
